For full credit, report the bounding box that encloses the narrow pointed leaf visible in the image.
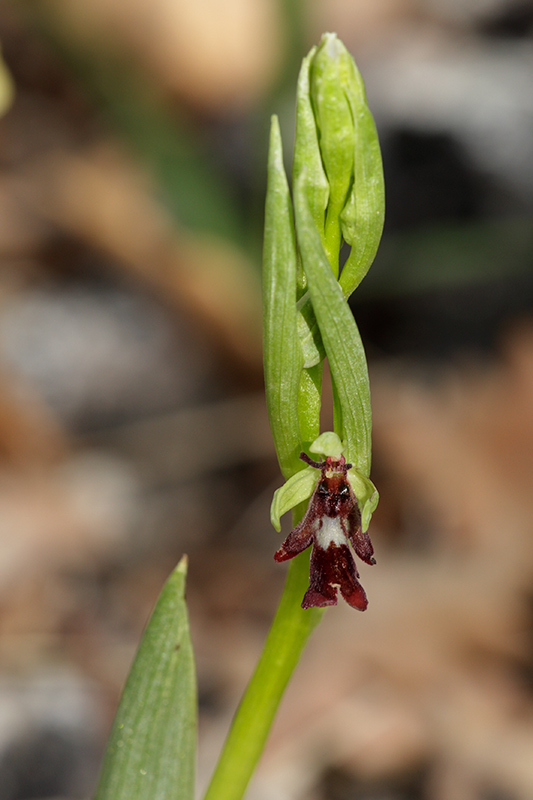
[94,557,196,800]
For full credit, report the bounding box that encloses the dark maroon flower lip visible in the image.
[274,452,375,610]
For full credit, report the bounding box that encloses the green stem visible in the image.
[202,551,322,800]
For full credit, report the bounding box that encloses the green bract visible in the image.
[310,34,356,272]
[293,46,329,273]
[263,116,303,478]
[294,173,373,474]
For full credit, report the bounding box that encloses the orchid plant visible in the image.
[93,32,384,800]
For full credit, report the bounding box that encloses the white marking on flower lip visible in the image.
[315,516,347,549]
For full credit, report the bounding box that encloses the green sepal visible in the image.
[347,468,379,531]
[270,466,317,531]
[310,431,344,457]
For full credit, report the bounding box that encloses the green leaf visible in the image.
[94,557,196,800]
[263,116,304,479]
[270,466,317,531]
[294,173,372,476]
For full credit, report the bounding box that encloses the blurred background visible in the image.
[1,1,533,798]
